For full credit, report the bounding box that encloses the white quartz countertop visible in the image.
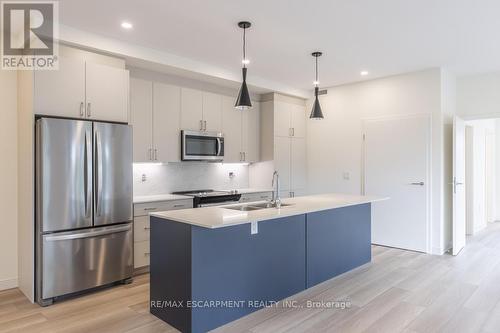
[150,193,388,229]
[133,194,192,204]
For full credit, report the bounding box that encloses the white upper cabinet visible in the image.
[85,62,129,122]
[153,83,181,162]
[33,57,129,123]
[129,78,153,163]
[290,103,306,138]
[181,88,203,131]
[222,96,242,163]
[242,102,260,163]
[202,92,222,132]
[34,56,86,118]
[274,101,292,137]
[290,137,307,190]
[222,96,260,163]
[273,100,306,138]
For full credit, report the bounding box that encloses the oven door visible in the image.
[182,130,224,161]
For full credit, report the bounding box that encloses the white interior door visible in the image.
[364,115,430,253]
[452,116,466,255]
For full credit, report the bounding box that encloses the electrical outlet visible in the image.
[141,174,147,182]
[251,221,258,235]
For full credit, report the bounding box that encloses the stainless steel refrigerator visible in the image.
[35,117,133,306]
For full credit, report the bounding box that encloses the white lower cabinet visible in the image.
[133,199,192,269]
[134,240,151,269]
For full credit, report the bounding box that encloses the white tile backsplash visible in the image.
[133,162,250,196]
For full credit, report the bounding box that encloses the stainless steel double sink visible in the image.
[224,202,293,211]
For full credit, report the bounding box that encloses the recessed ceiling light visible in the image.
[360,71,369,76]
[121,21,133,30]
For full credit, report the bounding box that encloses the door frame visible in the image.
[362,113,432,253]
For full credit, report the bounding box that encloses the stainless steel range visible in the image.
[171,189,241,207]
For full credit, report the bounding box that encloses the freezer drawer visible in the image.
[40,223,133,300]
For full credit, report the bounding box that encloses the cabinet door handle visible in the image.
[154,148,158,161]
[144,252,151,256]
[143,207,157,211]
[243,152,246,161]
[143,226,151,230]
[200,120,203,131]
[80,102,84,117]
[86,102,91,117]
[173,204,185,208]
[203,120,207,131]
[148,148,152,161]
[292,128,295,136]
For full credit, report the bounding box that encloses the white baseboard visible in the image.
[0,278,18,291]
[431,244,451,255]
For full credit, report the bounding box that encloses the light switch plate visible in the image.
[251,221,258,235]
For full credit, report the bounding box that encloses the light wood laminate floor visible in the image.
[2,222,500,333]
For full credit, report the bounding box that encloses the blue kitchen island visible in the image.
[149,193,385,333]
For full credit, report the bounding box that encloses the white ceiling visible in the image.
[59,0,500,93]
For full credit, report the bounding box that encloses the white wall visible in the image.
[306,69,449,254]
[133,163,250,196]
[457,72,500,119]
[465,119,496,233]
[0,70,18,290]
[496,119,500,220]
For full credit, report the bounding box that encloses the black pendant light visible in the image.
[310,51,324,119]
[235,21,252,110]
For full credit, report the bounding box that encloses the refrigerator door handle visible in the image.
[84,129,92,218]
[95,130,103,217]
[44,224,131,242]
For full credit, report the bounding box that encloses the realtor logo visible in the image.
[1,1,59,70]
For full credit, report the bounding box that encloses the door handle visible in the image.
[154,148,158,161]
[95,130,103,216]
[86,102,91,117]
[216,138,222,157]
[45,224,131,241]
[410,182,425,186]
[84,129,92,218]
[80,102,84,117]
[451,177,464,194]
[204,120,207,131]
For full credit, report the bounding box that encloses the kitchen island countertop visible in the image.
[150,193,387,229]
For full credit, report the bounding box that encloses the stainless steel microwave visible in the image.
[181,130,224,161]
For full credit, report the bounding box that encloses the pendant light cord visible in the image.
[243,26,246,68]
[315,56,318,87]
